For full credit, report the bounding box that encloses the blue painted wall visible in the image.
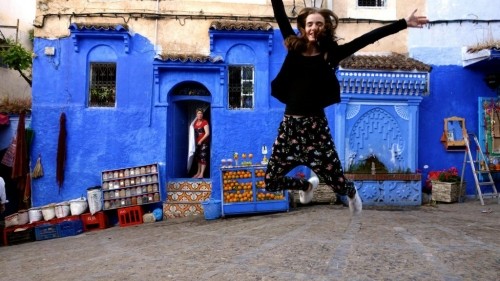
[31,32,167,206]
[417,65,498,195]
[29,21,499,207]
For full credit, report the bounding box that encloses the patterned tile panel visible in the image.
[167,191,211,202]
[167,181,212,191]
[163,180,212,219]
[163,203,204,219]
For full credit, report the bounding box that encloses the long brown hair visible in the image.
[284,7,339,53]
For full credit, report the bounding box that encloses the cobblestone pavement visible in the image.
[1,198,499,281]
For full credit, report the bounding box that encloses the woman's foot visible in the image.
[299,175,319,204]
[192,174,200,178]
[348,191,363,216]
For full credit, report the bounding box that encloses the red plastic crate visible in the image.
[118,206,144,227]
[56,215,81,223]
[3,225,35,246]
[81,212,108,231]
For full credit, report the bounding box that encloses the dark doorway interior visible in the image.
[169,82,211,179]
[0,148,22,219]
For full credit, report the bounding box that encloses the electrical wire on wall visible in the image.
[33,11,500,29]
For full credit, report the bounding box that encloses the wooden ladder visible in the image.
[462,133,499,205]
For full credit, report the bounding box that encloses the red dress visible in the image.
[193,119,209,164]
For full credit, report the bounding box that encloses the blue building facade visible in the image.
[26,5,500,210]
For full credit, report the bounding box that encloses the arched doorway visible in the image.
[168,81,211,179]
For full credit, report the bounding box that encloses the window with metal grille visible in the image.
[89,62,116,107]
[358,0,385,7]
[228,65,254,109]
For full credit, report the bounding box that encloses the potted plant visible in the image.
[90,86,115,106]
[427,167,465,203]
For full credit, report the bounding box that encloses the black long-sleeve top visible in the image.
[270,0,408,116]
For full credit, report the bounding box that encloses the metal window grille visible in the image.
[172,83,210,96]
[89,63,116,107]
[358,0,385,7]
[228,66,254,109]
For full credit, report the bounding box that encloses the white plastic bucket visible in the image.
[87,186,103,215]
[17,209,29,225]
[69,197,88,216]
[28,207,43,223]
[41,204,56,221]
[5,213,19,227]
[55,202,70,218]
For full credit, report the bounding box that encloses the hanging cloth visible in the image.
[56,112,67,190]
[23,173,31,207]
[32,154,44,178]
[0,113,10,126]
[11,112,28,180]
[1,135,17,167]
[9,113,30,208]
[187,118,196,172]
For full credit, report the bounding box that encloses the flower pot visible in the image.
[431,181,466,203]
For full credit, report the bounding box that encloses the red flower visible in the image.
[424,167,461,193]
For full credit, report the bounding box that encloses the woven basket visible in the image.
[291,184,336,204]
[431,181,466,203]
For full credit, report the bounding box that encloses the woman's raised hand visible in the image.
[406,9,429,28]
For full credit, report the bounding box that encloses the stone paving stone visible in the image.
[1,198,499,281]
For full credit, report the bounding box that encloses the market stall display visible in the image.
[221,165,289,216]
[101,163,161,210]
